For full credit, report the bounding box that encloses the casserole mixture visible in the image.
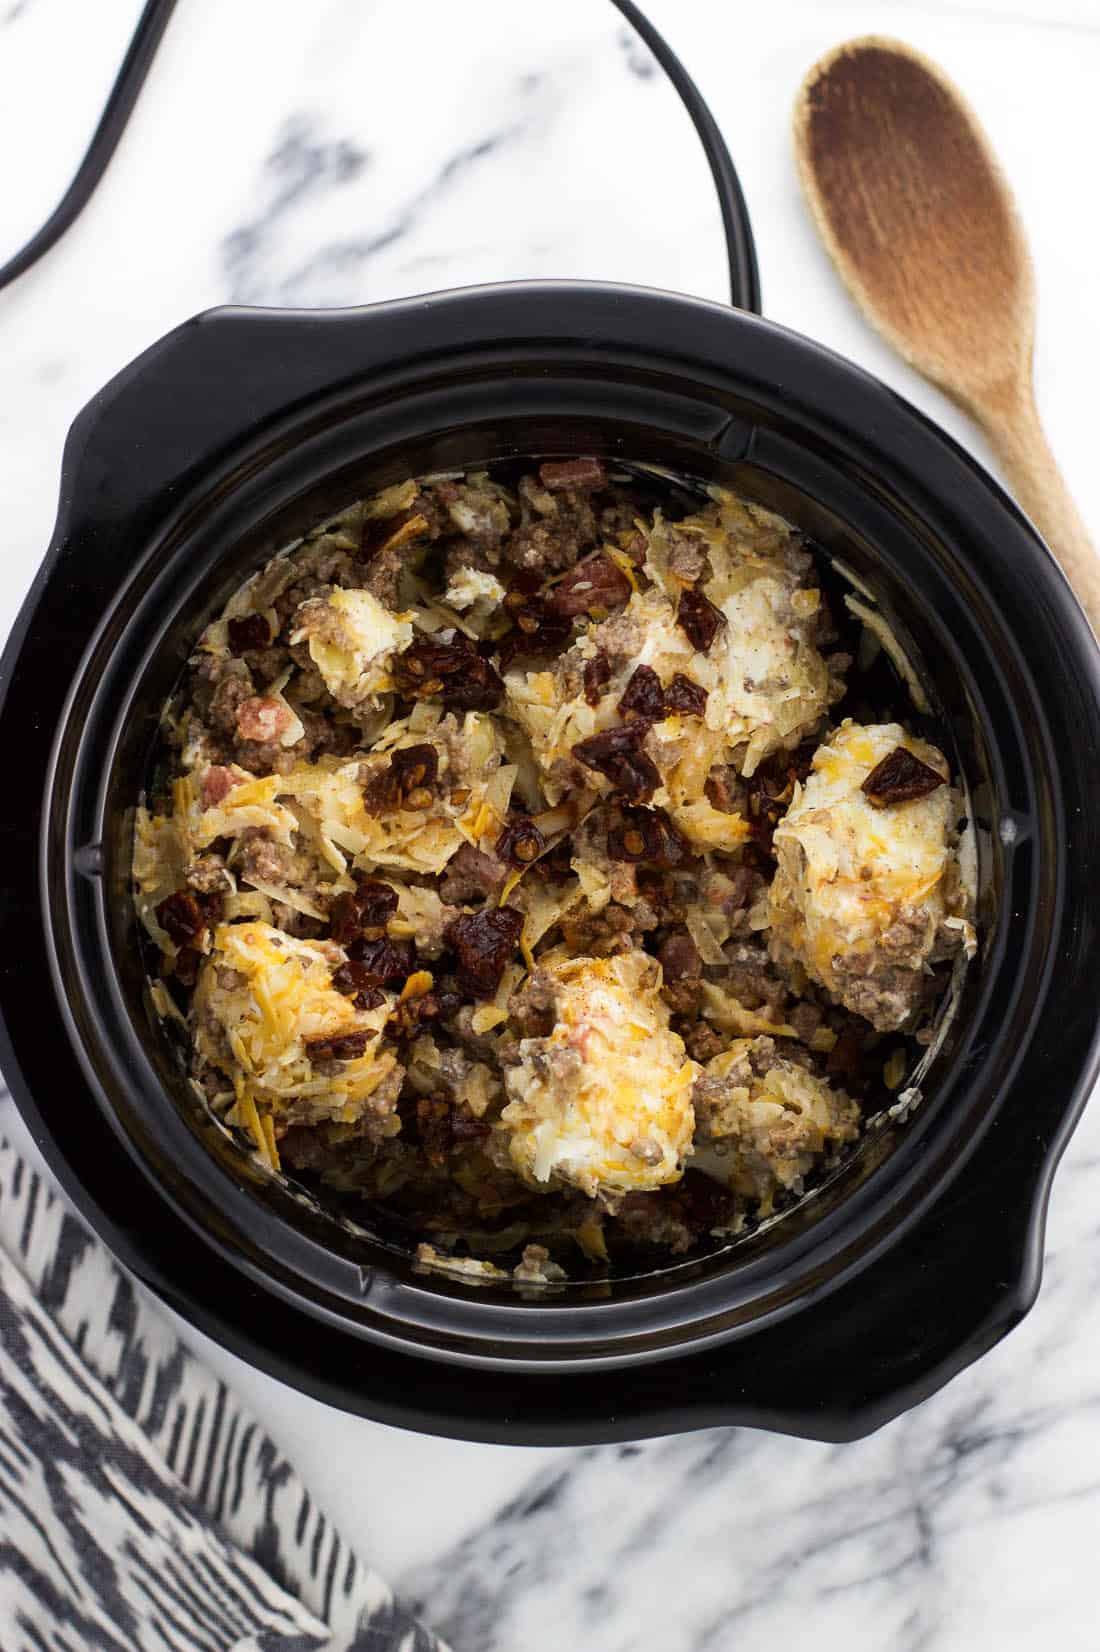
[133,459,975,1277]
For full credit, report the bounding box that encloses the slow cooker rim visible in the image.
[59,423,1033,1365]
[20,280,1100,1371]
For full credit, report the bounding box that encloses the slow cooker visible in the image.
[2,2,1099,1446]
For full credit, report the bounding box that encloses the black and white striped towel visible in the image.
[0,1137,445,1652]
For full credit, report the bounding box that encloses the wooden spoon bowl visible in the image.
[794,37,1098,634]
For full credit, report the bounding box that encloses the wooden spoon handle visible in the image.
[975,385,1100,638]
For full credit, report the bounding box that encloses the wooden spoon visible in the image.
[793,36,1098,635]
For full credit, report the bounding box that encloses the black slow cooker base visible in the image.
[3,284,1099,1440]
[5,1041,1050,1444]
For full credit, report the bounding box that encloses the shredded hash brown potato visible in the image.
[134,460,975,1278]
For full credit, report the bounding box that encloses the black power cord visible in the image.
[0,0,178,294]
[607,0,760,310]
[0,0,759,311]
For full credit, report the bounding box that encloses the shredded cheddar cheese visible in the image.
[768,720,976,1028]
[500,953,698,1197]
[193,922,395,1129]
[291,587,413,707]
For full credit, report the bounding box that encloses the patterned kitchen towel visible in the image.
[0,1137,446,1652]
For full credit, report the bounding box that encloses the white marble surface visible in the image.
[2,0,1099,1646]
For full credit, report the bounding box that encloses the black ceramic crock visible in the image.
[2,281,1099,1444]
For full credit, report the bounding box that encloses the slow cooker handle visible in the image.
[683,1121,1055,1442]
[0,0,761,315]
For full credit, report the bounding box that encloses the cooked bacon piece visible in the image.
[235,696,295,743]
[537,457,608,492]
[201,765,240,807]
[546,553,631,618]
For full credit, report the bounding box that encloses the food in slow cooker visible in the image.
[769,722,973,1032]
[133,459,976,1275]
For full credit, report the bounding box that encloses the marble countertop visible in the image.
[2,1,1099,1646]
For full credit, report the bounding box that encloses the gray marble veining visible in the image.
[398,1109,1100,1650]
[1,3,1098,1648]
